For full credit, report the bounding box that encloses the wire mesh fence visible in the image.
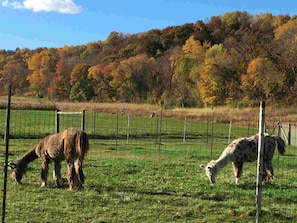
[1,105,297,222]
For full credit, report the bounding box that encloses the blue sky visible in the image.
[1,0,297,50]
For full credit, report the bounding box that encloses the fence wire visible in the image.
[1,107,297,222]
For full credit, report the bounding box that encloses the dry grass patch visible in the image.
[1,96,297,126]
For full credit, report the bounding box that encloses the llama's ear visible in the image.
[199,164,205,169]
[7,162,17,169]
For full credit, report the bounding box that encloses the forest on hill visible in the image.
[1,11,297,108]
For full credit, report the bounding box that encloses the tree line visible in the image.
[1,11,297,107]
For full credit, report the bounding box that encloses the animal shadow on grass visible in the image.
[54,178,69,189]
[40,178,70,189]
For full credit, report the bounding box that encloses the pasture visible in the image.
[1,109,297,222]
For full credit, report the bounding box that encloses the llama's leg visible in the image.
[232,162,239,184]
[268,166,274,183]
[262,157,271,183]
[74,159,84,189]
[232,162,243,184]
[264,162,274,183]
[53,161,61,187]
[268,161,274,183]
[66,160,77,190]
[41,159,50,187]
[262,168,268,183]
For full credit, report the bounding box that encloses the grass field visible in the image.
[0,109,297,222]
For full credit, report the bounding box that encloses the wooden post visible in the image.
[256,101,265,222]
[183,117,187,143]
[210,113,214,160]
[126,116,130,144]
[116,111,118,150]
[228,120,232,143]
[157,111,163,157]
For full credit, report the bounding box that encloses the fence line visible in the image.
[1,106,297,222]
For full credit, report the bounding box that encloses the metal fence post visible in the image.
[256,101,265,222]
[2,86,12,223]
[55,110,60,133]
[81,109,85,131]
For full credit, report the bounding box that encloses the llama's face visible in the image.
[8,162,24,183]
[205,160,217,183]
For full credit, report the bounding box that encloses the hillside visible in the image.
[1,11,297,107]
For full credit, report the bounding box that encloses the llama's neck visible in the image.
[215,149,234,171]
[16,148,38,166]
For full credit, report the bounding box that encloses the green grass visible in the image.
[1,138,297,223]
[0,109,296,222]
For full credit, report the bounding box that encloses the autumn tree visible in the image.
[171,36,209,107]
[0,59,29,95]
[88,62,115,102]
[27,48,59,97]
[48,69,70,100]
[273,19,297,105]
[240,57,284,105]
[69,63,94,101]
[199,44,240,106]
[148,52,171,106]
[47,46,83,100]
[110,54,154,103]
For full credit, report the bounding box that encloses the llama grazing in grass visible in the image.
[201,134,285,184]
[8,128,89,190]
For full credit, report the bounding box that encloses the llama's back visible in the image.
[219,137,258,162]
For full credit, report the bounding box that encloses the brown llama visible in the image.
[200,134,285,184]
[8,128,89,190]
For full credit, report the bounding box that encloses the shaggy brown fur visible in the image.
[8,128,89,190]
[201,134,285,184]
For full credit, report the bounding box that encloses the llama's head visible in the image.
[8,161,27,183]
[204,160,218,183]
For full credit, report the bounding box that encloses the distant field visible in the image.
[1,108,297,222]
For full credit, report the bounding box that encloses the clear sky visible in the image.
[1,0,297,51]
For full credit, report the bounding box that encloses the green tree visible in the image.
[69,64,94,101]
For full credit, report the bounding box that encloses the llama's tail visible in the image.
[271,135,285,155]
[75,130,89,159]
